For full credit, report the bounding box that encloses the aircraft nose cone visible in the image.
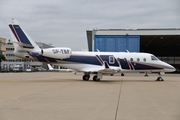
[170,65,176,72]
[165,64,176,72]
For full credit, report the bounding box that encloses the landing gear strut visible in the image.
[156,73,164,81]
[144,73,148,77]
[94,73,102,81]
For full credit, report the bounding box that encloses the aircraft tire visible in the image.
[93,76,100,82]
[156,77,164,81]
[121,73,125,76]
[82,75,90,81]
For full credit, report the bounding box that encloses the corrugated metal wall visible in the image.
[94,35,140,52]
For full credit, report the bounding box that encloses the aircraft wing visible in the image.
[79,67,105,72]
[79,67,119,74]
[78,61,120,74]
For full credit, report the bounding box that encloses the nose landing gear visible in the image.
[156,77,164,81]
[156,72,164,81]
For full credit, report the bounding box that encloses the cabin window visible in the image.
[143,58,146,62]
[137,58,140,62]
[130,58,133,62]
[151,55,158,60]
[109,56,115,64]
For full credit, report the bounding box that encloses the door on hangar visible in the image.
[94,35,140,52]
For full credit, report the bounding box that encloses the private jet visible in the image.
[7,19,176,81]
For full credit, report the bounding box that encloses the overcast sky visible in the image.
[0,0,180,50]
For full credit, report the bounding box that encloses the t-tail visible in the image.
[7,19,72,60]
[7,18,41,54]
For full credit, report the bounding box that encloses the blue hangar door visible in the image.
[94,35,140,52]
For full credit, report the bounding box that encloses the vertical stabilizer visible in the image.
[7,18,41,52]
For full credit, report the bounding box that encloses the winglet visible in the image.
[104,61,110,69]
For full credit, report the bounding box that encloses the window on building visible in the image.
[0,43,5,46]
[9,64,14,70]
[3,64,8,69]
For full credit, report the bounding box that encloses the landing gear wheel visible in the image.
[121,73,124,76]
[93,75,100,82]
[144,73,148,77]
[82,75,90,81]
[156,77,164,81]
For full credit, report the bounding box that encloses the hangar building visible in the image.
[86,29,180,72]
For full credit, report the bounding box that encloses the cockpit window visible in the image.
[151,55,159,60]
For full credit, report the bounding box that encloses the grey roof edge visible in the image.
[91,28,180,31]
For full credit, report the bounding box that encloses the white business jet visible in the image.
[7,19,176,81]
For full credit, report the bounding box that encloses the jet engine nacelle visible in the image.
[41,47,72,59]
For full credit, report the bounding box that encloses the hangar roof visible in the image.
[93,28,180,36]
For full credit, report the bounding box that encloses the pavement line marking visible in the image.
[0,80,19,82]
[114,78,123,120]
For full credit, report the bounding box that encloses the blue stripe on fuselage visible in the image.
[65,55,102,66]
[100,55,119,67]
[28,52,57,63]
[131,62,162,70]
[29,53,102,65]
[119,59,130,69]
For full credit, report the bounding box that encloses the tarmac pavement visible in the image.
[0,72,180,120]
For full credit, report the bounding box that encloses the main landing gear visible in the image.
[82,73,101,82]
[121,73,125,76]
[144,73,148,77]
[93,75,100,81]
[82,75,90,81]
